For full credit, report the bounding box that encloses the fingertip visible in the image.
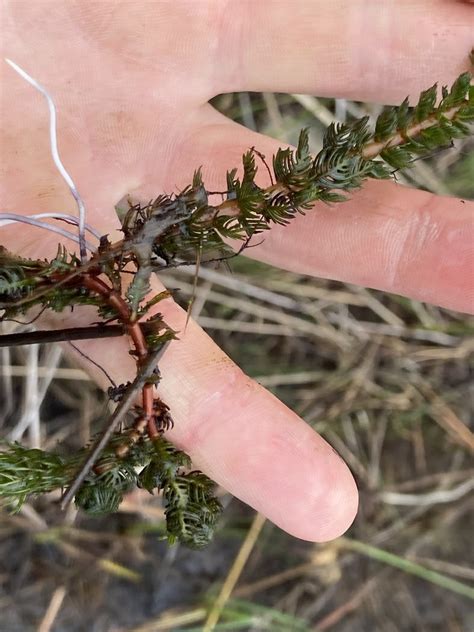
[163,341,360,542]
[248,422,359,542]
[290,459,359,542]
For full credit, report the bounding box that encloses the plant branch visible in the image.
[361,103,467,159]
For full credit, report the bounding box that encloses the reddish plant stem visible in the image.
[81,274,158,438]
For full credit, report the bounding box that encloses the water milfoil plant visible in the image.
[0,57,473,548]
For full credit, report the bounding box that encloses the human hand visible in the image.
[1,1,473,541]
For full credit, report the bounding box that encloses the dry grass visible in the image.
[1,90,473,631]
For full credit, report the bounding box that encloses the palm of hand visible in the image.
[1,1,473,541]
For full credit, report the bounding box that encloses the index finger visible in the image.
[72,279,359,543]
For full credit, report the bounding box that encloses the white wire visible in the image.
[5,58,88,261]
[0,212,101,240]
[0,213,95,252]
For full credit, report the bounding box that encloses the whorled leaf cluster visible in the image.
[0,436,222,549]
[0,69,472,547]
[151,71,473,261]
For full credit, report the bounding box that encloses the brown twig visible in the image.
[0,324,127,347]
